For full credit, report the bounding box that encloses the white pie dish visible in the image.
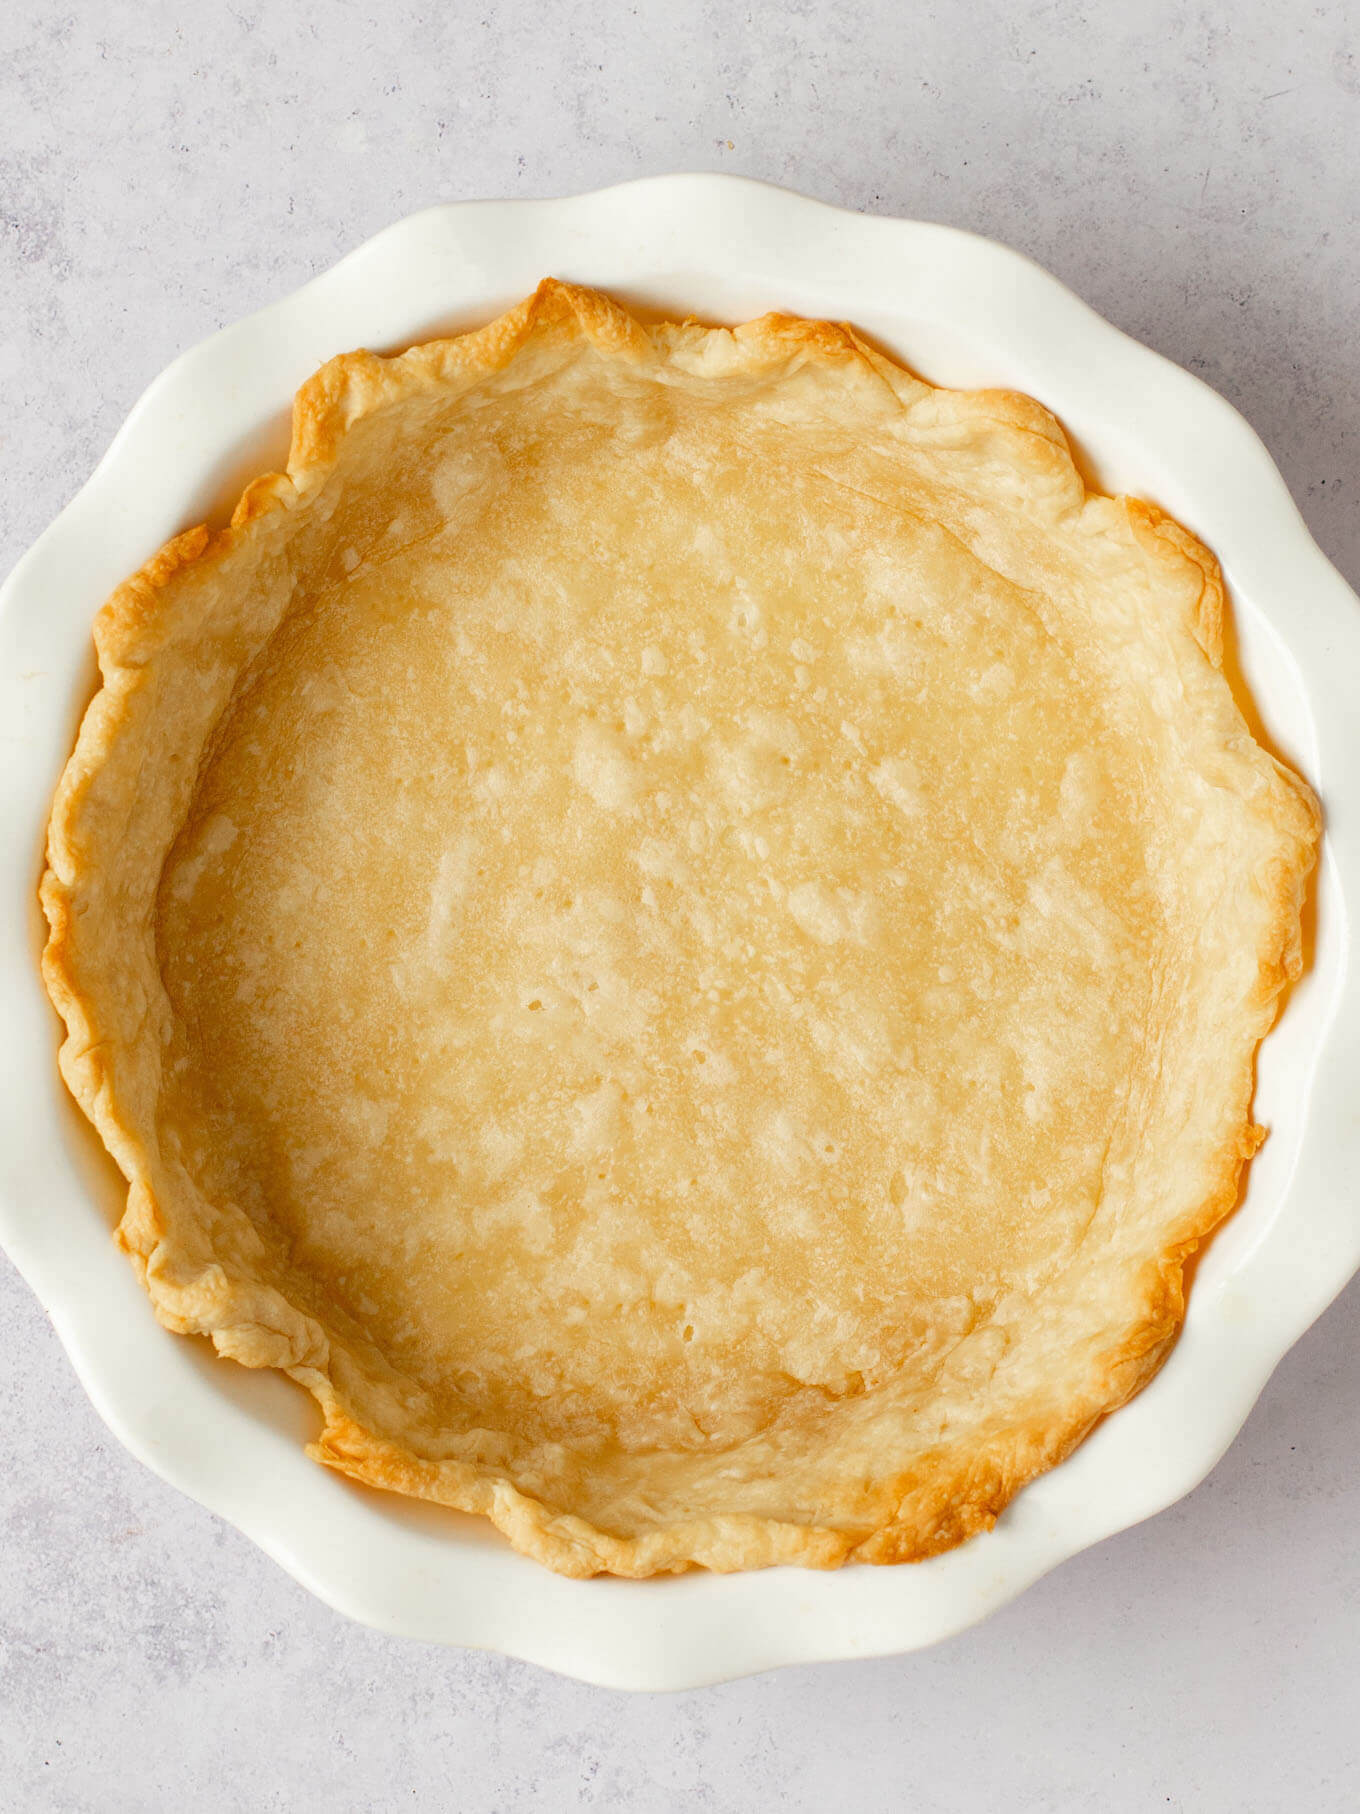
[1,173,1356,1690]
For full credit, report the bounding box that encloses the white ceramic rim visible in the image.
[2,175,1357,1691]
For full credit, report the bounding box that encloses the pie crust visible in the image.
[41,281,1319,1577]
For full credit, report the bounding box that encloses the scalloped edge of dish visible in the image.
[0,175,1356,1689]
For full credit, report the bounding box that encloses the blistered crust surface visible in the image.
[41,281,1319,1577]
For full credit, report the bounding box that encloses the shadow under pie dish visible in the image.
[40,278,1319,1580]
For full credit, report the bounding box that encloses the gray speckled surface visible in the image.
[3,2,1358,1807]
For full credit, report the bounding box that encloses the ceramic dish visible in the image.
[1,175,1356,1689]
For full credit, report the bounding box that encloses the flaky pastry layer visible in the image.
[41,282,1319,1576]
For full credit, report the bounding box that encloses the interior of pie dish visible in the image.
[40,280,1319,1576]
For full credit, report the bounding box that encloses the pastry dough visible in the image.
[41,281,1319,1576]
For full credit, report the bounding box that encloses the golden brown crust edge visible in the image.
[39,280,1322,1578]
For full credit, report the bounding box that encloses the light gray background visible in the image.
[3,2,1358,1808]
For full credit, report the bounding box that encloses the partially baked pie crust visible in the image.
[41,281,1319,1576]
